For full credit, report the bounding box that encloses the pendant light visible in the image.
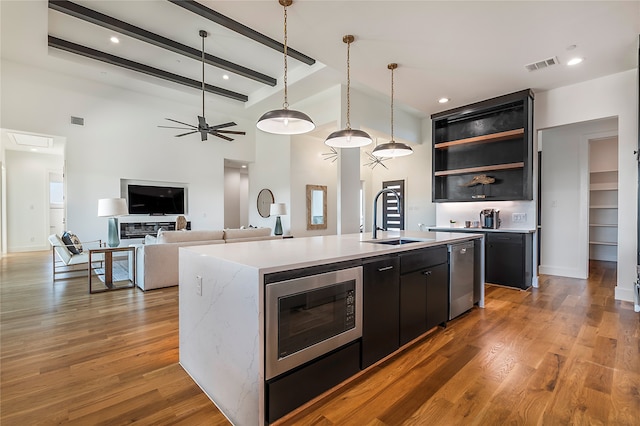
[325,35,372,148]
[372,63,413,158]
[256,0,315,135]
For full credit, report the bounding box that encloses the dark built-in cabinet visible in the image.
[399,247,449,346]
[431,89,534,202]
[485,232,532,290]
[362,255,400,369]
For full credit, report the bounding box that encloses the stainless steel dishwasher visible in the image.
[449,241,475,320]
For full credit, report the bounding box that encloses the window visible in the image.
[382,180,405,231]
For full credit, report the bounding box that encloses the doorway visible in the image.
[539,118,618,279]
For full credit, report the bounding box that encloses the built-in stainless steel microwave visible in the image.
[265,266,363,380]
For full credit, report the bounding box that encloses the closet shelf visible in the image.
[589,241,618,246]
[589,205,618,209]
[589,223,617,227]
[434,128,524,149]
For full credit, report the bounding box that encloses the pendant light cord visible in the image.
[390,65,394,142]
[201,33,205,118]
[345,38,351,129]
[282,3,289,109]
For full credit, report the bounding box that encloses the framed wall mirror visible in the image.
[306,185,327,230]
[257,188,274,218]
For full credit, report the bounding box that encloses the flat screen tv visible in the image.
[127,184,185,215]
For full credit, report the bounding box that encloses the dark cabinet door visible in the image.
[486,233,525,288]
[399,269,428,346]
[362,256,400,369]
[425,263,449,330]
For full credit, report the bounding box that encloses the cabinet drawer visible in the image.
[486,233,524,244]
[400,246,447,274]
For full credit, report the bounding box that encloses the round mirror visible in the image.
[257,188,274,218]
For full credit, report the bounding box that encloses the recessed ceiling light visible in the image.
[222,74,230,80]
[110,36,120,44]
[438,97,450,104]
[241,164,247,168]
[30,148,38,152]
[567,57,583,66]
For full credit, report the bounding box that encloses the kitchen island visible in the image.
[178,231,483,426]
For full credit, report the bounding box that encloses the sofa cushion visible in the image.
[157,229,224,244]
[223,228,271,240]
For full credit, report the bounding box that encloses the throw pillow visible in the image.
[61,231,82,254]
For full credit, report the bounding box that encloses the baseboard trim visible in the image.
[538,265,587,279]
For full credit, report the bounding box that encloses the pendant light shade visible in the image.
[256,0,315,135]
[325,35,372,148]
[372,63,413,158]
[257,108,315,135]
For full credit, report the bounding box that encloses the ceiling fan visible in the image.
[159,30,246,142]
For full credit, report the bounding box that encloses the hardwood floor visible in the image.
[1,251,638,425]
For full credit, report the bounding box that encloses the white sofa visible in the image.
[135,228,279,291]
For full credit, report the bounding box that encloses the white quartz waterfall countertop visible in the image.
[180,231,482,274]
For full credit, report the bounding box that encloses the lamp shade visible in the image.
[98,198,128,217]
[257,109,315,135]
[270,203,287,216]
[372,141,414,158]
[325,128,372,148]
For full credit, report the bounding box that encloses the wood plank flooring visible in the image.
[2,251,638,425]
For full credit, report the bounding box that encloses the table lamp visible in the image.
[98,198,128,247]
[269,203,287,236]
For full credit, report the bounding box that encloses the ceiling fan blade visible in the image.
[215,130,247,135]
[158,125,194,130]
[209,121,237,130]
[175,131,198,137]
[210,132,234,141]
[165,118,197,128]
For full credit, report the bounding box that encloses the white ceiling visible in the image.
[1,0,639,127]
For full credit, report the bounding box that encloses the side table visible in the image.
[88,246,136,294]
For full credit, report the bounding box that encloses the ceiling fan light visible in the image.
[256,108,315,135]
[372,141,413,158]
[325,128,372,148]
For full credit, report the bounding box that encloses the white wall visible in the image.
[5,150,63,251]
[539,118,617,279]
[535,69,638,302]
[1,60,256,244]
[290,134,338,237]
[223,168,248,229]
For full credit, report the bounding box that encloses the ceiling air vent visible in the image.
[524,56,559,72]
[70,116,84,126]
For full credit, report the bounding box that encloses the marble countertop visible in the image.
[428,226,536,234]
[180,231,483,274]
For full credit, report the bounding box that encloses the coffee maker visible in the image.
[480,209,501,229]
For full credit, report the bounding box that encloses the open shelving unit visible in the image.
[588,137,618,262]
[431,90,534,202]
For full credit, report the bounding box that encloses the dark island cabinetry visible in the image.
[431,89,534,202]
[399,246,449,346]
[362,255,400,369]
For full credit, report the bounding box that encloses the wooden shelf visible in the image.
[434,162,524,177]
[434,128,524,149]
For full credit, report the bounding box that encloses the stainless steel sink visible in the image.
[364,238,427,245]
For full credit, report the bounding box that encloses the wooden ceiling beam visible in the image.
[48,0,277,87]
